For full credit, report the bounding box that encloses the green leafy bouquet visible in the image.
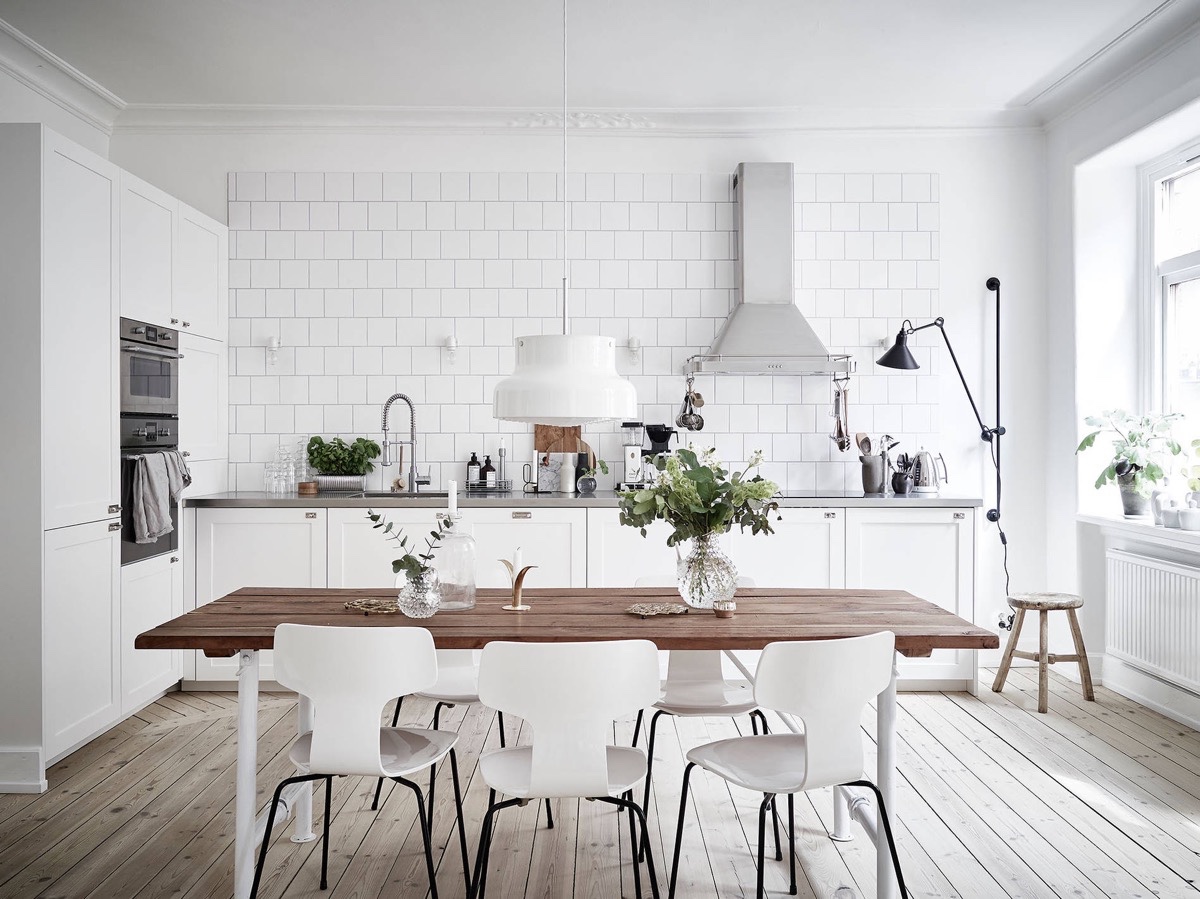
[307,436,381,476]
[1076,409,1182,496]
[618,448,780,545]
[367,509,452,581]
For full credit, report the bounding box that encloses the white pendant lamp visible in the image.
[492,0,637,426]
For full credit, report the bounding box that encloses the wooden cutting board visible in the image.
[532,425,595,468]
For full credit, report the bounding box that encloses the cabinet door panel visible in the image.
[179,333,227,462]
[193,508,326,681]
[119,173,174,326]
[42,135,119,529]
[44,520,120,761]
[466,508,587,588]
[121,554,182,713]
[175,206,226,340]
[845,508,975,686]
[328,507,440,588]
[586,510,685,587]
[728,509,845,588]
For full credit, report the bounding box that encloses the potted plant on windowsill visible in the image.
[1076,410,1182,518]
[306,436,381,492]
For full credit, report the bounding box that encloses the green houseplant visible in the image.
[617,448,780,610]
[306,436,381,491]
[1076,410,1182,516]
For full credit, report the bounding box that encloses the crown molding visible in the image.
[0,18,125,134]
[113,103,1040,136]
[1016,0,1200,126]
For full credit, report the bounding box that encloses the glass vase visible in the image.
[677,533,738,610]
[397,569,441,619]
[435,519,477,611]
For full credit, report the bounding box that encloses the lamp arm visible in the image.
[929,320,993,441]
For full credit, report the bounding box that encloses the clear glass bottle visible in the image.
[435,517,477,611]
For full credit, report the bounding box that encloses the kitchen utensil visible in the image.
[830,382,852,452]
[911,448,948,494]
[881,434,899,451]
[891,471,914,495]
[860,454,886,495]
[856,432,871,455]
[690,390,704,408]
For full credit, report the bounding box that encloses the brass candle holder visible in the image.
[499,559,537,611]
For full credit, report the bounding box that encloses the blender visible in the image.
[619,421,645,490]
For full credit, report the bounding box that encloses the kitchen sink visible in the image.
[352,491,449,498]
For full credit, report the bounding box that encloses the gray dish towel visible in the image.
[132,451,192,544]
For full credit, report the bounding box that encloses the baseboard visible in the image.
[182,680,288,692]
[1103,655,1200,730]
[0,749,46,793]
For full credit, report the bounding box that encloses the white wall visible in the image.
[0,67,109,156]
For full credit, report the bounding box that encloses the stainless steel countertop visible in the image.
[184,490,983,509]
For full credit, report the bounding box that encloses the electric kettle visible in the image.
[911,448,948,494]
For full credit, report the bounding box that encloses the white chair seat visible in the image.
[686,734,809,794]
[290,726,458,778]
[418,664,480,704]
[479,744,648,799]
[654,678,756,716]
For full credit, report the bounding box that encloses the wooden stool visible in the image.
[992,592,1095,713]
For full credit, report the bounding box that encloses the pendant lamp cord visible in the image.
[560,0,569,337]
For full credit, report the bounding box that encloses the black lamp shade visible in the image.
[877,329,920,370]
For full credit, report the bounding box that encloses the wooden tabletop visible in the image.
[135,587,999,658]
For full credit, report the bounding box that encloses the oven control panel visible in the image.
[121,316,177,347]
[120,417,179,450]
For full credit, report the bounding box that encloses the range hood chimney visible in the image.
[686,163,853,376]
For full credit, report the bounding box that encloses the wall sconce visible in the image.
[627,335,642,361]
[444,334,459,363]
[266,335,282,366]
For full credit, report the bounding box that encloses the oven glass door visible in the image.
[120,345,178,416]
[120,454,179,565]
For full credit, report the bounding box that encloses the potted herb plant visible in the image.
[306,436,381,491]
[1076,410,1182,517]
[367,510,452,617]
[617,448,780,610]
[576,459,608,496]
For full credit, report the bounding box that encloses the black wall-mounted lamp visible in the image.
[877,278,1008,582]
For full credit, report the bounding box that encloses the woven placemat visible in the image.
[626,602,690,619]
[344,597,401,615]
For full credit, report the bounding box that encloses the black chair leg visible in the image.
[757,709,770,735]
[320,776,332,890]
[633,708,644,746]
[841,779,910,899]
[545,798,555,829]
[756,793,774,899]
[470,792,520,899]
[787,792,796,895]
[770,794,782,861]
[250,773,325,899]
[392,775,439,899]
[750,711,759,735]
[626,790,643,899]
[497,710,507,747]
[668,762,696,899]
[448,749,471,892]
[639,710,666,861]
[372,696,405,810]
[597,795,660,899]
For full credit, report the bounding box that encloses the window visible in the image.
[1154,158,1200,423]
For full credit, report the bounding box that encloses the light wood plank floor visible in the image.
[3,668,1200,898]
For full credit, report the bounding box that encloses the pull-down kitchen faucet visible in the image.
[380,392,425,493]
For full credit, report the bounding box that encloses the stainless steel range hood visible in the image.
[686,163,853,376]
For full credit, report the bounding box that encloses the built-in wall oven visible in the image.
[120,317,181,565]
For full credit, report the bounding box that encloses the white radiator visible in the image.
[1106,549,1200,693]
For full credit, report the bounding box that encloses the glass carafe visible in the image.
[435,517,477,611]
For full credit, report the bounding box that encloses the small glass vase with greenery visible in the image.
[1076,409,1182,516]
[367,510,452,618]
[617,448,780,610]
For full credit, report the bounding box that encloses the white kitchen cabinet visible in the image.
[728,508,845,588]
[118,171,175,327]
[845,507,976,688]
[192,508,327,682]
[466,507,587,588]
[42,130,121,531]
[174,205,227,340]
[43,520,121,763]
[585,509,694,587]
[328,506,437,588]
[120,554,182,714]
[178,333,228,463]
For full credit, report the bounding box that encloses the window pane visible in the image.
[1165,168,1200,259]
[1165,276,1200,422]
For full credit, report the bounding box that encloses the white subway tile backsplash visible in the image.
[230,170,939,489]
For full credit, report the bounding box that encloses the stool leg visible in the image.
[1038,610,1049,714]
[1066,608,1095,702]
[991,608,1025,693]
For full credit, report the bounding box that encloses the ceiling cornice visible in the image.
[113,103,1041,136]
[0,18,125,134]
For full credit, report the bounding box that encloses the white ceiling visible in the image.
[0,0,1182,119]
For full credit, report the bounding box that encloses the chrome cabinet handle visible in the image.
[953,512,966,520]
[823,511,836,519]
[170,318,179,324]
[182,321,191,328]
[108,503,121,514]
[181,451,191,457]
[170,556,180,563]
[305,512,317,519]
[512,511,532,519]
[108,522,121,532]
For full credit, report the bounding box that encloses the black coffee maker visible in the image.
[641,424,677,478]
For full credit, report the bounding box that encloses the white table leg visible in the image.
[831,786,853,841]
[876,653,899,899]
[291,694,317,842]
[235,650,260,899]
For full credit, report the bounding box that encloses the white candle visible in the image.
[448,480,458,516]
[500,436,506,451]
[514,546,522,573]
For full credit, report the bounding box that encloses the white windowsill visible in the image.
[1078,512,1200,553]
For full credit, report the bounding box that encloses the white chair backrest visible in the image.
[478,640,660,798]
[274,624,438,777]
[436,648,479,671]
[754,632,895,790]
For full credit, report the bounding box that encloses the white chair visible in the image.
[667,632,909,899]
[251,625,470,899]
[471,640,663,899]
[631,575,775,861]
[371,649,555,828]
